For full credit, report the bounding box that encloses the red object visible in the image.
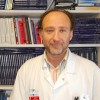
[18,18,26,44]
[22,17,29,44]
[29,96,40,100]
[35,24,42,44]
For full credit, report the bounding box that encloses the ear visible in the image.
[70,30,73,41]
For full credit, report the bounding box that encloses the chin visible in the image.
[50,49,63,55]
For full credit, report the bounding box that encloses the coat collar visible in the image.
[42,49,76,88]
[65,49,76,74]
[42,49,76,74]
[54,50,76,89]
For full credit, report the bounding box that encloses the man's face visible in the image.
[41,11,73,56]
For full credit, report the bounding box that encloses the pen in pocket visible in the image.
[74,97,79,100]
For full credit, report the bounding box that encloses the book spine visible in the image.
[5,18,11,44]
[15,17,20,44]
[18,17,26,44]
[0,90,7,100]
[10,17,16,44]
[13,17,18,44]
[30,18,37,44]
[25,17,32,44]
[5,0,13,10]
[2,18,6,44]
[35,24,42,44]
[0,18,1,43]
[22,17,29,44]
[28,17,34,44]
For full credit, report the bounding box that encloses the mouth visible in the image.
[51,43,61,49]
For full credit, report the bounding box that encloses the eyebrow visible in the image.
[44,26,69,29]
[44,27,54,29]
[59,26,69,29]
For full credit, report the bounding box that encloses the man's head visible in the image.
[38,9,74,56]
[38,9,74,31]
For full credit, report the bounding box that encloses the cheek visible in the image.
[42,35,50,44]
[42,33,53,41]
[62,35,71,43]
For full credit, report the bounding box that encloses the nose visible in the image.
[53,31,60,41]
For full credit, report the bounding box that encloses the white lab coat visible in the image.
[10,50,100,100]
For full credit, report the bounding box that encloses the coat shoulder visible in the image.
[71,52,98,69]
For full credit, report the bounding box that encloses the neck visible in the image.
[46,50,67,68]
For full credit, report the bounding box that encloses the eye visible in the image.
[60,29,67,33]
[45,29,54,33]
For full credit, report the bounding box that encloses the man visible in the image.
[10,9,100,100]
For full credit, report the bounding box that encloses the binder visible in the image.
[71,18,100,44]
[0,47,44,85]
[70,47,98,64]
[13,0,47,10]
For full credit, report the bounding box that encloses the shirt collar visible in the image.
[43,49,69,70]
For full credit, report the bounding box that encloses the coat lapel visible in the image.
[54,50,76,89]
[42,60,54,86]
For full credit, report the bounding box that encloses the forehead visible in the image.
[43,11,70,21]
[42,11,71,28]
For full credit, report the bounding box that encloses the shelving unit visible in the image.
[0,10,100,48]
[0,10,45,17]
[0,43,100,48]
[0,9,100,93]
[0,85,13,90]
[0,9,100,16]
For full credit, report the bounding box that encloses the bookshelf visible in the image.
[0,8,100,99]
[0,10,45,17]
[0,9,100,16]
[0,85,13,90]
[0,9,100,47]
[0,10,100,50]
[0,43,100,48]
[69,10,100,14]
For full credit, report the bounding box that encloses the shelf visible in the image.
[0,10,100,17]
[69,10,100,14]
[0,44,100,48]
[69,44,100,47]
[0,44,44,48]
[0,10,45,17]
[0,85,13,90]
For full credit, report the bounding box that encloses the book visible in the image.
[5,18,11,44]
[75,6,100,10]
[1,18,6,44]
[10,17,16,44]
[71,17,100,44]
[15,17,21,44]
[0,47,44,85]
[17,17,26,44]
[13,17,18,44]
[30,18,37,44]
[35,24,42,44]
[0,90,7,100]
[24,17,32,44]
[0,47,98,85]
[55,0,77,9]
[28,17,34,44]
[5,0,13,10]
[0,0,5,9]
[70,47,98,64]
[77,0,100,6]
[13,0,47,10]
[22,17,29,44]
